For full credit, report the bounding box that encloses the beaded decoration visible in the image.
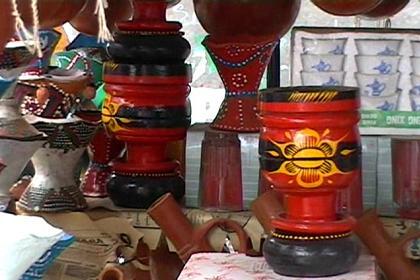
[20,82,76,119]
[18,184,87,212]
[272,231,352,241]
[203,38,278,132]
[33,120,98,152]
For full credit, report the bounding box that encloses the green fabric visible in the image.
[93,84,106,109]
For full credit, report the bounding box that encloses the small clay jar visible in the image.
[311,0,382,16]
[18,0,86,28]
[99,239,151,280]
[70,0,133,36]
[100,266,142,280]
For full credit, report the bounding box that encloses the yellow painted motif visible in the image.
[288,90,338,103]
[267,128,353,189]
[101,96,131,133]
[106,62,119,71]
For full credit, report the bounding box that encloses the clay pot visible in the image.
[193,0,301,42]
[251,190,283,233]
[0,2,14,52]
[18,0,86,28]
[354,210,420,280]
[70,0,133,36]
[148,193,252,262]
[361,0,409,19]
[311,0,382,16]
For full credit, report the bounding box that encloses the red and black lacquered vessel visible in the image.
[102,0,191,208]
[193,0,300,132]
[259,86,361,277]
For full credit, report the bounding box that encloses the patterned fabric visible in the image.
[20,234,74,280]
[178,253,376,280]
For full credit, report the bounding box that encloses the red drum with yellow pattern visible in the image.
[100,0,191,209]
[259,86,361,234]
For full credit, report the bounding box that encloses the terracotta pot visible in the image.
[193,0,301,42]
[354,210,420,280]
[0,2,14,52]
[18,0,86,28]
[311,0,382,16]
[148,193,252,262]
[251,190,283,233]
[70,0,133,36]
[100,265,149,280]
[100,266,133,280]
[361,0,409,19]
[259,86,361,277]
